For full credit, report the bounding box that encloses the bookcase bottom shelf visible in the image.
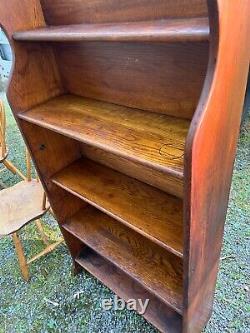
[61,205,183,314]
[76,248,182,333]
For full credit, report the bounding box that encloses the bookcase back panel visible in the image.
[55,41,209,119]
[40,0,208,25]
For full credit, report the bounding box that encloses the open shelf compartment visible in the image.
[52,157,183,258]
[18,94,189,198]
[76,247,182,333]
[62,204,183,313]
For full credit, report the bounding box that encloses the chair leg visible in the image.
[3,160,26,180]
[35,219,49,245]
[12,232,30,281]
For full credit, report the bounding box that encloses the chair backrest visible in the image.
[0,98,47,210]
[0,100,7,159]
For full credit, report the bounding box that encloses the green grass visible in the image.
[0,92,249,333]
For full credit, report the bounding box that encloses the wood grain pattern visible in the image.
[80,144,184,198]
[40,0,208,25]
[77,248,182,333]
[0,1,63,112]
[183,1,250,332]
[53,158,183,257]
[13,18,209,43]
[20,120,81,179]
[18,94,189,178]
[55,42,209,119]
[63,206,183,313]
[19,121,85,222]
[0,180,49,236]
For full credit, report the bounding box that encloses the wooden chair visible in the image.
[0,148,63,281]
[0,99,26,180]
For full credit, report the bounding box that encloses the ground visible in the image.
[0,92,249,333]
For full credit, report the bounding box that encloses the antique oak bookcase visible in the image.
[1,1,249,332]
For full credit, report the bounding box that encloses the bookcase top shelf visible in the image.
[18,94,189,179]
[13,17,209,43]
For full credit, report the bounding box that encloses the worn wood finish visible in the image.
[40,0,208,25]
[19,94,189,179]
[0,100,26,178]
[35,219,49,245]
[13,18,209,43]
[1,0,249,331]
[63,206,183,313]
[76,248,183,333]
[53,158,183,257]
[183,1,250,332]
[12,232,30,281]
[80,144,184,198]
[27,238,64,264]
[55,42,208,119]
[2,159,26,180]
[0,180,49,236]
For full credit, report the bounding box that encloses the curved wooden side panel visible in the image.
[0,0,63,112]
[184,0,250,332]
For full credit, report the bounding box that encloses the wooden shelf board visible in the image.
[63,206,183,313]
[18,94,189,178]
[76,248,182,333]
[13,17,209,43]
[53,158,183,257]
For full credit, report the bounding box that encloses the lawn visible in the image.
[0,92,249,333]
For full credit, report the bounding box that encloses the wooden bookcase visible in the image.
[1,1,249,332]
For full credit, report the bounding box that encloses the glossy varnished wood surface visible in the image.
[63,206,183,313]
[55,42,208,119]
[53,158,183,257]
[40,0,208,25]
[13,18,209,43]
[19,94,189,178]
[77,248,183,333]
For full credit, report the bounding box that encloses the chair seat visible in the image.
[0,180,50,236]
